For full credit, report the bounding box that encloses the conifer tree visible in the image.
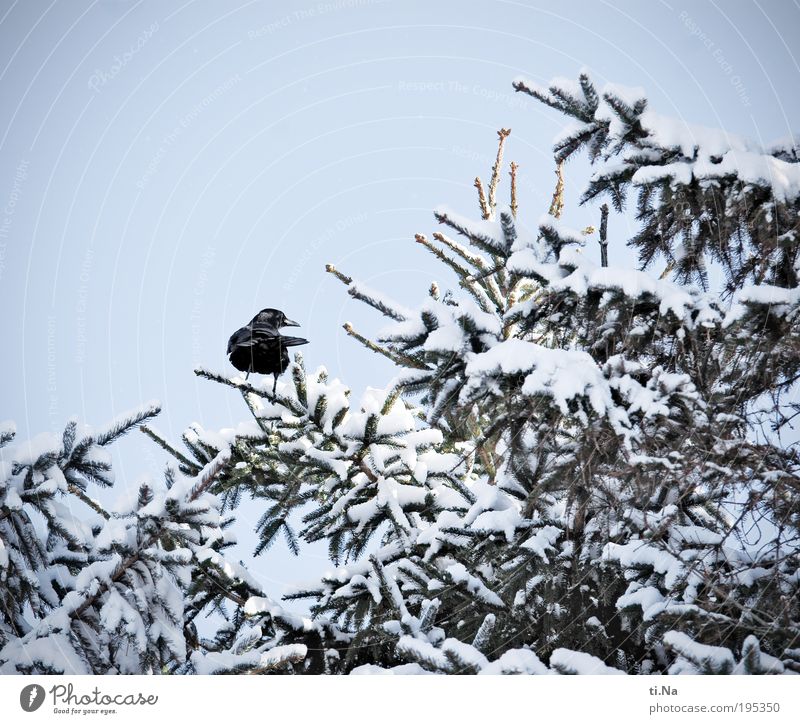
[170,72,798,674]
[8,70,796,677]
[0,406,311,674]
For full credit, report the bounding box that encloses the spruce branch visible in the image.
[92,402,162,447]
[434,209,507,255]
[414,235,499,312]
[67,484,110,520]
[327,263,408,322]
[432,230,506,308]
[141,425,200,473]
[472,613,496,652]
[431,232,490,271]
[69,455,230,625]
[347,286,407,322]
[0,423,15,448]
[194,366,270,397]
[188,449,232,502]
[194,366,307,419]
[342,322,429,370]
[415,233,472,279]
[466,262,506,283]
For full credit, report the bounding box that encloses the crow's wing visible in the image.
[278,335,309,347]
[227,326,256,354]
[228,326,308,355]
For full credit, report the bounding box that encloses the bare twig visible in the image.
[488,128,511,214]
[599,203,609,267]
[474,177,490,219]
[548,160,564,219]
[509,161,519,218]
[324,263,352,285]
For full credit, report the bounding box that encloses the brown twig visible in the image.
[325,263,352,285]
[509,161,519,218]
[548,160,564,219]
[474,177,490,219]
[599,203,609,267]
[488,128,511,214]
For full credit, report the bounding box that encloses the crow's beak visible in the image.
[283,317,301,328]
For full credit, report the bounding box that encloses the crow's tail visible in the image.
[280,335,309,347]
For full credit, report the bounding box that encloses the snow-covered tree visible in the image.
[510,71,800,671]
[8,69,797,677]
[0,406,317,674]
[172,72,799,675]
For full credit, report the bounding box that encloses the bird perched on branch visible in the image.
[227,308,309,394]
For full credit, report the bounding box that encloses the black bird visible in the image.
[227,308,309,394]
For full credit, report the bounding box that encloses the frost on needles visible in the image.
[2,70,798,675]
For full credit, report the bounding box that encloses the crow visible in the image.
[227,308,308,394]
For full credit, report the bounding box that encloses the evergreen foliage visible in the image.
[3,71,798,675]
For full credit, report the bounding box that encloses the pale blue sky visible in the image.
[2,0,798,598]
